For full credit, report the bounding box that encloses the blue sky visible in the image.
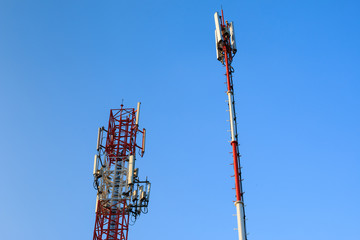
[0,0,359,239]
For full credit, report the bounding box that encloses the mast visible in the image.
[214,10,247,240]
[92,103,151,240]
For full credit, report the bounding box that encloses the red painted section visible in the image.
[231,141,242,202]
[221,9,225,25]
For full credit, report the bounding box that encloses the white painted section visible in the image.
[127,155,135,185]
[227,92,236,141]
[230,22,237,53]
[235,201,246,240]
[136,102,141,125]
[93,154,98,175]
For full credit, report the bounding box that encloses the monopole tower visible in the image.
[214,10,248,240]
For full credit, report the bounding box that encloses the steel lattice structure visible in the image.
[214,10,248,240]
[92,103,151,240]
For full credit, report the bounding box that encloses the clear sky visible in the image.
[0,0,359,239]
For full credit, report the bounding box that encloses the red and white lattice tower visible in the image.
[214,10,248,240]
[92,103,151,240]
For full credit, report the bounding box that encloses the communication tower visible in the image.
[92,103,151,240]
[214,10,248,240]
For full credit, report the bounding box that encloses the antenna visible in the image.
[93,154,99,176]
[127,155,135,185]
[96,128,101,151]
[136,102,141,126]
